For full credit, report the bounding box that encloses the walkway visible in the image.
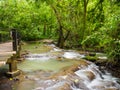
[0,42,16,66]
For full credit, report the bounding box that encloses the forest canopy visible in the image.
[0,0,120,65]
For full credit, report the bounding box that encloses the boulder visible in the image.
[83,71,95,80]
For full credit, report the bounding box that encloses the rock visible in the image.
[84,55,98,61]
[13,77,19,81]
[58,83,72,90]
[42,39,54,44]
[75,70,95,81]
[105,87,118,90]
[49,65,79,79]
[57,56,63,61]
[84,71,95,80]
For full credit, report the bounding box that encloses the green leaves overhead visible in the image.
[0,0,56,40]
[0,0,120,64]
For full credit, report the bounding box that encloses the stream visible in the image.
[14,42,120,90]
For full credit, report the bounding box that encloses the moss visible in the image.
[83,55,98,62]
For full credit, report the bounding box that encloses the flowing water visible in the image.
[14,42,120,90]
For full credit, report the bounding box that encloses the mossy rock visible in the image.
[83,55,98,62]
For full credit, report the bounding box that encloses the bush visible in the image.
[107,38,120,65]
[81,29,111,51]
[0,31,10,42]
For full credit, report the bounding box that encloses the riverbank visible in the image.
[94,59,120,80]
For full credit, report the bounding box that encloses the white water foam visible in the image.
[75,63,120,90]
[63,51,85,59]
[25,53,56,61]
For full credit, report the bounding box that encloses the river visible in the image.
[12,42,120,90]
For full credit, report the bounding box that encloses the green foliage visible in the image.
[104,2,120,65]
[82,0,120,65]
[0,0,56,40]
[0,0,120,65]
[81,29,111,50]
[0,31,10,42]
[83,55,98,62]
[107,39,120,65]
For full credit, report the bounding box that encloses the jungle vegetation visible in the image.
[0,0,120,66]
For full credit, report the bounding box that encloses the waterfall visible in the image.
[17,44,120,90]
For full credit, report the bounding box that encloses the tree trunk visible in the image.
[50,4,65,48]
[81,0,89,41]
[57,26,65,48]
[83,0,87,40]
[43,23,47,35]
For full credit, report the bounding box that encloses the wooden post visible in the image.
[17,33,21,46]
[9,60,17,72]
[6,55,20,77]
[6,29,21,77]
[11,29,18,51]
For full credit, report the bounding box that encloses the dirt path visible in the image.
[0,42,16,66]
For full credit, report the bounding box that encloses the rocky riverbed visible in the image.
[0,42,120,90]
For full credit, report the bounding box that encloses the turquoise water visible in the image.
[18,59,80,72]
[19,42,81,72]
